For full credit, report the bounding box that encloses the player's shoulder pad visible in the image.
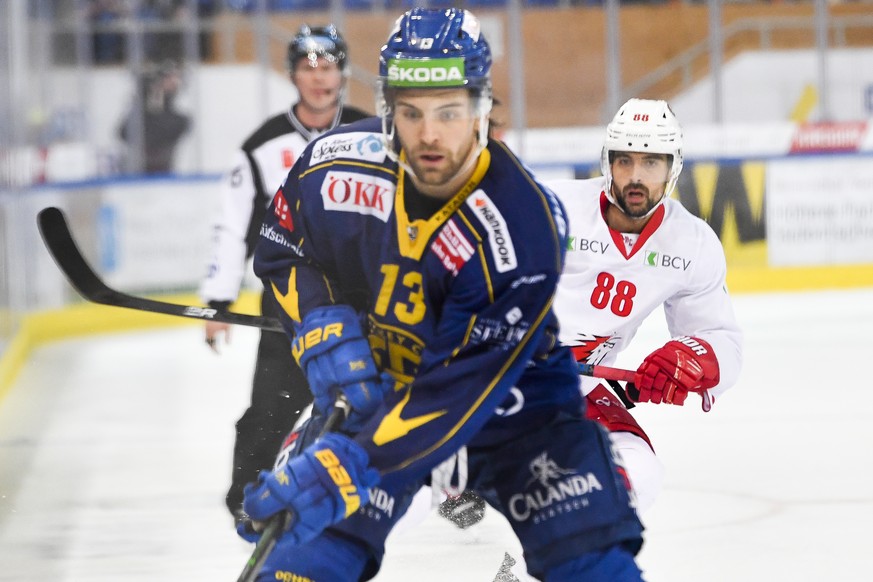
[300,117,387,168]
[663,197,723,246]
[546,176,606,210]
[461,142,568,275]
[241,111,294,152]
[339,105,372,124]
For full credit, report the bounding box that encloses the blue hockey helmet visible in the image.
[378,8,492,93]
[376,9,494,170]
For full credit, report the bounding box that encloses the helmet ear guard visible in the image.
[601,98,684,216]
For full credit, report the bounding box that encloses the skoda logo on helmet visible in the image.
[387,57,465,88]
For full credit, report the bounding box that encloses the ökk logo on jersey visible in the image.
[321,171,395,222]
[467,191,517,273]
[644,250,692,271]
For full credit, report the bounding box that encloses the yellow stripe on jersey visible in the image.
[299,160,398,181]
[271,267,301,323]
[456,211,494,303]
[373,386,447,446]
[444,315,478,365]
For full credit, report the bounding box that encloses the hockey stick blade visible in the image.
[37,206,284,332]
[236,399,350,582]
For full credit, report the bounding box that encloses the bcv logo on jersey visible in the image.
[644,250,691,271]
[321,171,395,222]
[567,237,609,254]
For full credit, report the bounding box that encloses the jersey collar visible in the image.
[395,148,491,260]
[599,191,665,260]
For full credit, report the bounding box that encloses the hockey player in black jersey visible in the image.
[198,24,368,525]
[244,8,644,581]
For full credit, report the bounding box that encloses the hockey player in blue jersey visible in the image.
[244,8,644,581]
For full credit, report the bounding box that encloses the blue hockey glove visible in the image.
[235,513,263,543]
[242,433,380,547]
[293,305,393,430]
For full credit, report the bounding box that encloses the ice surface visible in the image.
[1,288,872,581]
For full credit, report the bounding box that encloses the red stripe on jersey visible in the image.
[600,191,665,260]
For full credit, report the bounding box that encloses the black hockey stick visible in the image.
[236,398,350,582]
[36,206,283,332]
[37,206,640,384]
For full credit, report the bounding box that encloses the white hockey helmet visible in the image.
[600,98,684,215]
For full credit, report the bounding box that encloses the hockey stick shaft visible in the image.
[37,206,639,386]
[36,206,284,332]
[577,362,635,384]
[236,398,350,582]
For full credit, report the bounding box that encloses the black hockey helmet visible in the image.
[287,24,348,72]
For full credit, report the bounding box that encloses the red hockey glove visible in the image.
[633,337,719,406]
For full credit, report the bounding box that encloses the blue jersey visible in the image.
[254,117,584,488]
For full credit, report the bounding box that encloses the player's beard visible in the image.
[406,137,478,196]
[614,183,662,219]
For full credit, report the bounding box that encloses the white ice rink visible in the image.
[1,287,872,581]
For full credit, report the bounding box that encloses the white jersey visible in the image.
[549,176,742,403]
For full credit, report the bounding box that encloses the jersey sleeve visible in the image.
[663,225,743,401]
[252,162,344,335]
[199,149,259,304]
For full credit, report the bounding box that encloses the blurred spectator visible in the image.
[197,0,220,61]
[90,0,127,64]
[117,61,191,174]
[139,0,185,62]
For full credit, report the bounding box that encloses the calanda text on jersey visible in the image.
[254,117,583,487]
[548,177,743,403]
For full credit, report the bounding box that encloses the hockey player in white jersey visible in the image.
[548,98,743,512]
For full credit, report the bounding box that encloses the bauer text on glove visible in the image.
[293,305,392,429]
[242,433,380,546]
